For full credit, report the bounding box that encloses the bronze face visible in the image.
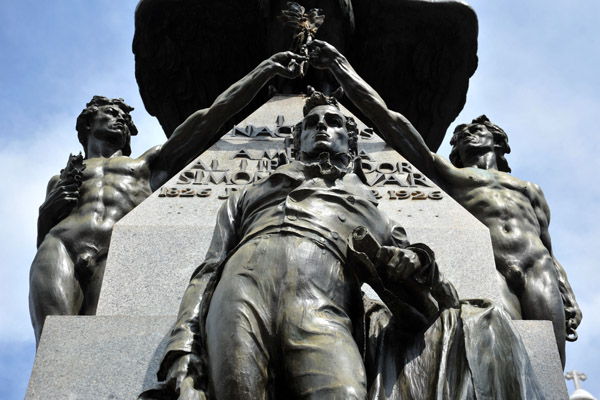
[299,105,349,156]
[455,123,495,160]
[88,105,131,151]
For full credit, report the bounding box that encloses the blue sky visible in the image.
[1,0,599,398]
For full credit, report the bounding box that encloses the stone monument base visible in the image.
[26,315,567,399]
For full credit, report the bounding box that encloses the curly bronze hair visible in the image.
[293,91,358,159]
[76,96,138,157]
[449,115,511,172]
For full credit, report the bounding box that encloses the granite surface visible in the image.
[26,317,568,399]
[98,96,502,316]
[515,320,569,399]
[26,316,173,400]
[30,96,566,398]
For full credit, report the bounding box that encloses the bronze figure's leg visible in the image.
[29,235,83,345]
[279,237,367,399]
[281,303,367,399]
[77,255,107,316]
[520,257,566,366]
[205,240,274,399]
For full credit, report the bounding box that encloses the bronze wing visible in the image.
[133,0,477,151]
[345,0,478,151]
[133,0,273,138]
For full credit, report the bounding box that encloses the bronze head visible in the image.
[76,96,138,158]
[449,115,511,172]
[293,91,358,160]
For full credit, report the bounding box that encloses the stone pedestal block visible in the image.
[26,316,568,399]
[29,96,567,399]
[98,96,503,317]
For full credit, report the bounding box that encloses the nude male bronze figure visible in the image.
[29,51,307,345]
[307,39,581,366]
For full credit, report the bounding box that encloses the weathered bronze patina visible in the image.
[141,92,544,400]
[29,51,307,344]
[133,0,478,151]
[306,39,581,366]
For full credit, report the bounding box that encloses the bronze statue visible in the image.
[306,39,581,366]
[142,93,544,400]
[28,51,307,345]
[133,0,478,151]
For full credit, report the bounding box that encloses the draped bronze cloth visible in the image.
[364,298,544,400]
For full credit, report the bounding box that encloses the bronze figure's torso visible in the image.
[49,153,155,264]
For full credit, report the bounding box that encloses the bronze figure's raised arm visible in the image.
[307,39,581,367]
[28,51,307,345]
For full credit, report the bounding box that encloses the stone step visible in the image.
[26,315,567,399]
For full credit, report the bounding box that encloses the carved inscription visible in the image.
[159,187,213,197]
[386,190,443,200]
[161,124,442,202]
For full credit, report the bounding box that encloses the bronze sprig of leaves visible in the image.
[278,2,325,76]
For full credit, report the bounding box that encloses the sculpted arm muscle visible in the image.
[430,154,469,191]
[308,40,436,176]
[532,184,553,251]
[150,52,307,189]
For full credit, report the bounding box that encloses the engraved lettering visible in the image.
[367,173,385,187]
[275,115,293,137]
[254,126,275,137]
[208,172,231,185]
[398,162,413,173]
[376,174,409,187]
[253,171,271,183]
[411,190,427,200]
[259,150,277,160]
[197,188,212,197]
[211,160,227,171]
[275,125,293,137]
[191,160,210,170]
[396,190,410,199]
[358,150,374,162]
[383,190,441,200]
[231,150,253,160]
[180,188,195,197]
[219,187,239,200]
[232,125,251,137]
[359,127,374,139]
[284,137,294,162]
[193,171,205,185]
[361,162,375,174]
[429,191,443,200]
[376,162,396,174]
[177,171,196,184]
[231,171,252,185]
[257,159,278,172]
[159,187,179,197]
[409,173,431,187]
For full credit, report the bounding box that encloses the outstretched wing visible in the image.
[133,0,477,151]
[347,0,478,151]
[133,0,272,138]
[134,0,364,139]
